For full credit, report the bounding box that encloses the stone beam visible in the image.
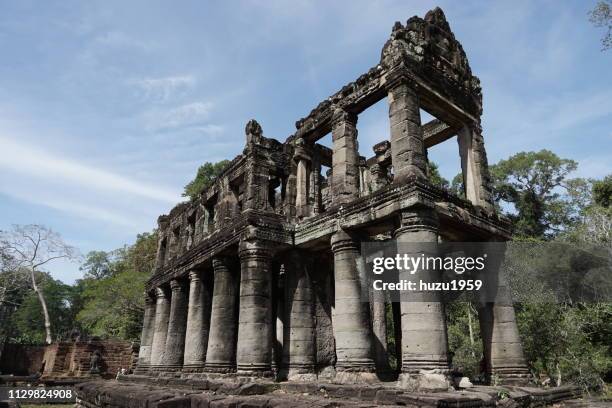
[366,119,455,167]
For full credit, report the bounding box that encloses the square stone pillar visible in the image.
[135,293,156,373]
[457,123,494,212]
[205,257,238,372]
[394,208,450,391]
[331,107,360,205]
[160,279,189,371]
[330,229,376,383]
[282,250,316,381]
[236,239,273,376]
[183,270,212,372]
[150,286,171,368]
[387,79,427,182]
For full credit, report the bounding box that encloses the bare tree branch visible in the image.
[0,224,80,344]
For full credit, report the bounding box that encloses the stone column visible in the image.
[205,257,238,372]
[331,107,360,205]
[330,230,376,383]
[183,270,212,372]
[150,286,171,367]
[135,293,156,373]
[371,288,391,378]
[477,243,530,385]
[283,251,316,381]
[160,279,188,371]
[236,239,273,375]
[387,79,427,182]
[394,208,450,391]
[294,140,312,218]
[457,123,494,212]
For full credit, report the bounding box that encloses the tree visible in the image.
[589,0,612,51]
[79,250,117,280]
[11,274,80,344]
[593,175,612,208]
[427,161,450,189]
[0,225,78,344]
[489,150,578,238]
[183,160,231,200]
[77,232,157,340]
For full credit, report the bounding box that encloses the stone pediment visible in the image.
[381,7,481,103]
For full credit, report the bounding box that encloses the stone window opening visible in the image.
[186,212,196,250]
[170,226,181,259]
[158,237,167,267]
[268,172,283,212]
[230,175,245,212]
[204,195,217,231]
[419,108,462,195]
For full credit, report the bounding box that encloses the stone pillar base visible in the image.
[397,370,451,392]
[490,366,531,386]
[133,365,150,375]
[182,364,206,373]
[149,364,183,373]
[204,362,236,374]
[286,366,317,382]
[333,370,378,384]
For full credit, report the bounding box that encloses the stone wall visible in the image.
[42,340,138,379]
[0,340,138,379]
[0,343,46,375]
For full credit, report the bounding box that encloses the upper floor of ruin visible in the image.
[149,7,507,283]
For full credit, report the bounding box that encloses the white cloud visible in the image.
[0,136,180,203]
[4,188,142,229]
[130,75,196,102]
[144,101,214,132]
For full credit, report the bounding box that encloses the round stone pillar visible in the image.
[160,279,188,371]
[236,240,273,376]
[135,293,156,373]
[283,250,316,381]
[330,229,376,383]
[394,208,450,391]
[150,286,171,368]
[205,257,238,372]
[477,246,530,385]
[183,270,212,372]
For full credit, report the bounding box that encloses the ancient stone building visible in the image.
[134,7,530,391]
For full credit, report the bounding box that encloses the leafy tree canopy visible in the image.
[489,150,578,238]
[76,231,157,340]
[183,160,231,200]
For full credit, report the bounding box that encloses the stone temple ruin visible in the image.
[75,8,581,408]
[136,6,527,387]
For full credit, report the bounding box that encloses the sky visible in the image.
[0,0,610,284]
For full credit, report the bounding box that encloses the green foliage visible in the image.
[593,175,612,208]
[446,300,483,379]
[183,160,231,200]
[76,232,157,340]
[428,162,449,189]
[589,0,612,50]
[516,302,612,392]
[79,250,117,279]
[450,173,465,198]
[490,150,578,238]
[10,273,79,344]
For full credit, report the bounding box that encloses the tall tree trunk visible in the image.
[467,303,475,357]
[30,268,52,344]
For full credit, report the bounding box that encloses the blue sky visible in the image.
[1,0,610,284]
